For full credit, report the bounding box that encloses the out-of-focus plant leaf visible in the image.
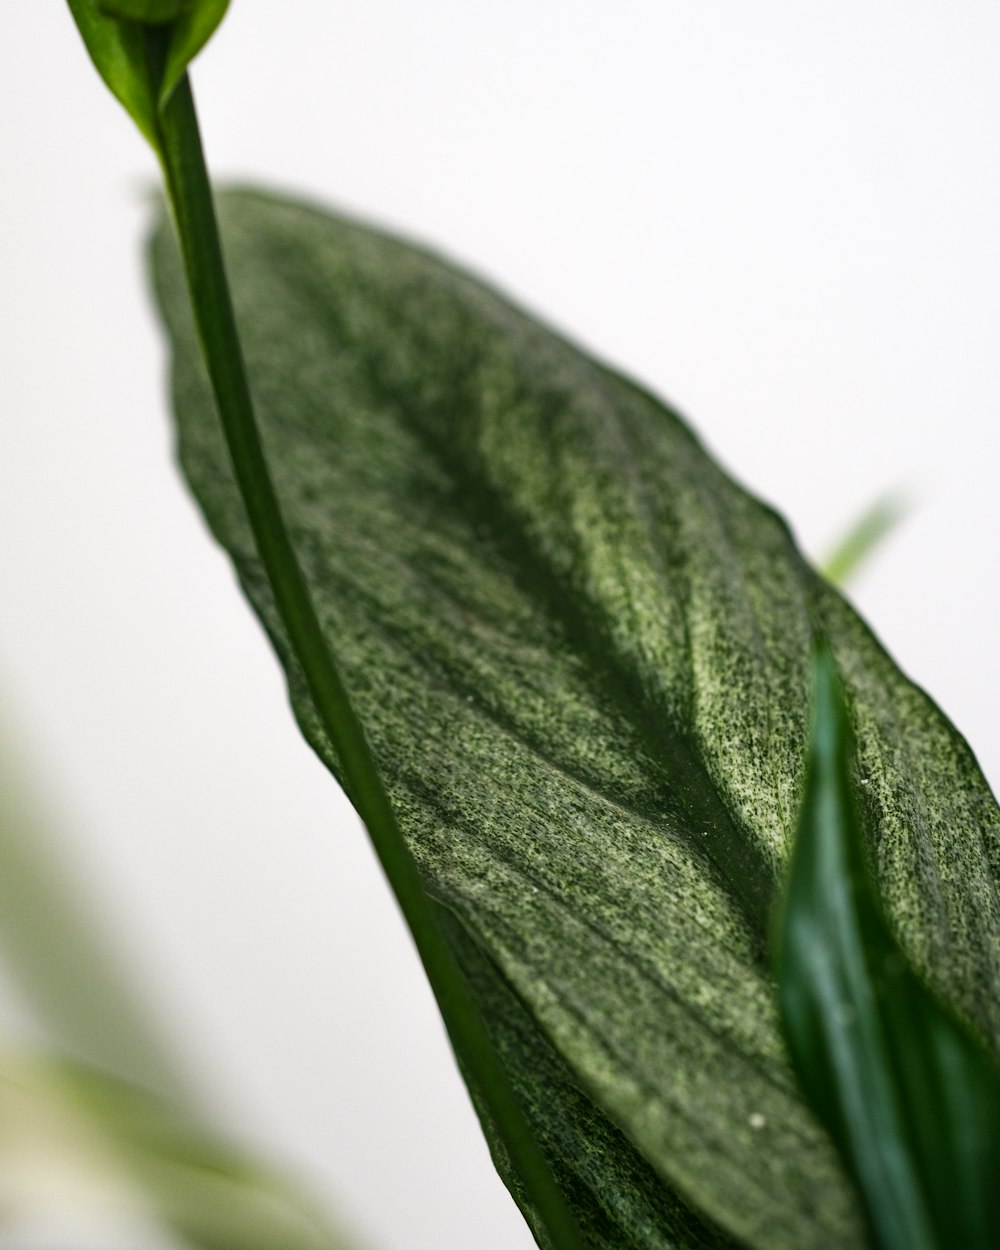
[0,718,185,1095]
[774,646,1000,1250]
[150,188,1000,1249]
[0,714,359,1249]
[0,1052,355,1250]
[66,0,229,147]
[821,494,908,587]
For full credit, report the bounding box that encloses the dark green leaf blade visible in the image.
[439,905,742,1250]
[774,646,1000,1250]
[150,187,1000,1249]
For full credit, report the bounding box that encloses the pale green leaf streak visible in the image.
[774,646,1000,1250]
[66,0,228,147]
[150,189,1000,1249]
[820,493,908,587]
[0,1052,355,1250]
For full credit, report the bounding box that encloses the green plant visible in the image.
[8,4,997,1247]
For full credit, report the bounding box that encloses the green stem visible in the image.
[153,69,582,1250]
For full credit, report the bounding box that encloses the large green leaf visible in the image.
[150,188,1000,1249]
[774,647,1000,1250]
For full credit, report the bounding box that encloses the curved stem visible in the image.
[153,69,582,1250]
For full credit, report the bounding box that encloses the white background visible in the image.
[1,3,998,1248]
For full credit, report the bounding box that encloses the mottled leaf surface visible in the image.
[439,905,741,1250]
[150,188,1000,1249]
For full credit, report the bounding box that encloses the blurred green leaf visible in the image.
[774,646,1000,1250]
[0,718,186,1096]
[151,188,1000,1248]
[821,493,908,587]
[0,712,359,1249]
[66,0,229,147]
[0,1052,356,1250]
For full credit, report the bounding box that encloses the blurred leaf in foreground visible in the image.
[0,708,359,1250]
[0,716,185,1095]
[0,1051,357,1250]
[774,645,1000,1250]
[821,493,908,587]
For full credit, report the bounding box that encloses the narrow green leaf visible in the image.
[150,188,1000,1248]
[66,0,229,146]
[820,494,908,587]
[0,1052,355,1250]
[774,645,1000,1250]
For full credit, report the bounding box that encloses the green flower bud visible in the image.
[67,0,229,150]
[98,0,190,22]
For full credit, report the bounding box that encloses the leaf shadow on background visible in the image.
[151,188,1000,1250]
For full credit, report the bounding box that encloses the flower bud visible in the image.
[67,0,229,150]
[98,0,189,22]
